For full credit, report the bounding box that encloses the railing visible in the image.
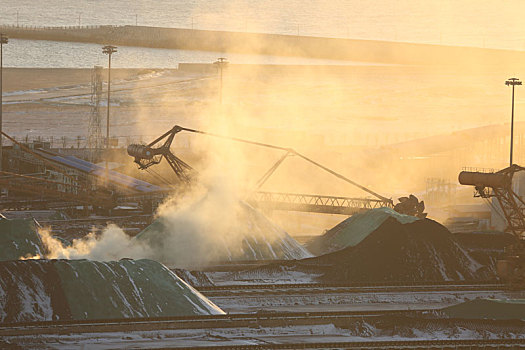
[2,135,191,150]
[0,24,116,31]
[248,191,391,215]
[461,166,496,173]
[0,172,112,207]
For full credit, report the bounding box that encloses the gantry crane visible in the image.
[459,166,525,239]
[459,165,525,284]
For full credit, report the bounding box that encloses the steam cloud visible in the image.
[29,177,309,267]
[37,225,151,261]
[34,181,235,264]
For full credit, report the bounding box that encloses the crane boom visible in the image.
[127,124,393,205]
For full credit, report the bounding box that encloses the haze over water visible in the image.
[1,0,525,67]
[1,0,524,48]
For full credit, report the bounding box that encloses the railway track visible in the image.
[0,309,422,333]
[2,313,523,349]
[2,311,523,349]
[197,282,506,296]
[169,339,525,349]
[2,309,522,336]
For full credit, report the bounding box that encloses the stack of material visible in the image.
[454,231,517,267]
[235,212,495,283]
[0,259,224,322]
[443,299,525,320]
[136,201,311,267]
[0,218,44,261]
[309,217,492,283]
[306,207,418,255]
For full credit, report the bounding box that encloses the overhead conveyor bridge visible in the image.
[248,191,390,215]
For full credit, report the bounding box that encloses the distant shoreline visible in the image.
[0,62,518,93]
[1,67,157,92]
[1,25,525,67]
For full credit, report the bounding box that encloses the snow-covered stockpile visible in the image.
[137,200,311,267]
[0,259,224,322]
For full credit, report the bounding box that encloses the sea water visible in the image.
[0,0,524,67]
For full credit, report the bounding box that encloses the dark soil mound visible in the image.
[304,217,494,283]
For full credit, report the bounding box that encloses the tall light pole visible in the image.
[213,57,228,105]
[505,77,522,167]
[0,34,8,172]
[102,45,117,179]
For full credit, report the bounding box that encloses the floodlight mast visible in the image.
[213,57,228,105]
[102,45,117,181]
[0,34,8,172]
[505,77,522,167]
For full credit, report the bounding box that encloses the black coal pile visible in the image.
[307,217,494,283]
[306,207,418,255]
[236,216,496,284]
[453,232,517,267]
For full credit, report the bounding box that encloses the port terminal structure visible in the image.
[1,125,392,217]
[459,165,525,240]
[127,125,393,216]
[459,165,525,285]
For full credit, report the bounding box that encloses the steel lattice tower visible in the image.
[88,66,103,162]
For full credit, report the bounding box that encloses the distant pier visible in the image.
[1,24,525,66]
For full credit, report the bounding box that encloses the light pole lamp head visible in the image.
[102,45,117,55]
[505,77,522,86]
[214,57,229,67]
[0,34,8,44]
